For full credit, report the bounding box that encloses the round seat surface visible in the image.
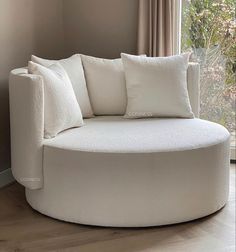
[44,116,229,153]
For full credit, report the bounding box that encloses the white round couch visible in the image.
[26,116,230,227]
[9,66,230,227]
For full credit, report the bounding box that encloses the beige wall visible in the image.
[63,0,138,58]
[0,0,138,172]
[0,0,64,172]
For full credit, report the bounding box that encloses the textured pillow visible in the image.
[31,54,94,118]
[28,61,84,138]
[81,55,127,115]
[121,53,194,118]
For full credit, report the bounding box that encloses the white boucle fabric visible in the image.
[31,54,94,118]
[81,55,127,115]
[9,68,44,189]
[28,61,84,138]
[187,62,200,117]
[27,122,230,226]
[44,116,230,153]
[121,53,194,119]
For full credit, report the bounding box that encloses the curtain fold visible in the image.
[137,0,178,57]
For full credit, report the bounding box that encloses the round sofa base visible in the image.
[25,194,226,227]
[25,140,230,227]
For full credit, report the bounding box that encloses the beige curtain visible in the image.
[137,0,179,57]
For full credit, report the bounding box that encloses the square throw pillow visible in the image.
[28,61,84,138]
[31,54,94,118]
[81,55,127,115]
[121,53,194,118]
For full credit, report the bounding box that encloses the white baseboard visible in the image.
[0,168,15,188]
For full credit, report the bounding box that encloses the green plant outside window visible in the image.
[181,0,236,147]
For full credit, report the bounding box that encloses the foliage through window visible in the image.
[181,0,236,147]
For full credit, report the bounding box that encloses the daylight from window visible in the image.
[181,0,236,148]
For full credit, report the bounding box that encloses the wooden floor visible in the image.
[0,164,235,252]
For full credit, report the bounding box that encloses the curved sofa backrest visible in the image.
[9,63,200,190]
[187,62,200,117]
[9,68,44,189]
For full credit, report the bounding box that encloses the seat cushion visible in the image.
[44,116,230,153]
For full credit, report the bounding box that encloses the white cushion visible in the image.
[121,53,194,118]
[28,61,83,138]
[31,55,94,118]
[81,55,127,115]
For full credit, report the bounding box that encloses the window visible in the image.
[181,0,236,156]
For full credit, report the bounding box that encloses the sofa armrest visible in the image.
[9,68,44,189]
[187,62,200,117]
